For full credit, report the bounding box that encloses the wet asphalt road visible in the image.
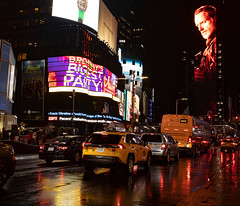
[1,148,240,206]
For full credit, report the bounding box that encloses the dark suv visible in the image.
[39,135,87,164]
[0,142,16,187]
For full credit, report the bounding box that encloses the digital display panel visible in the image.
[48,56,118,101]
[52,0,100,32]
[192,4,217,117]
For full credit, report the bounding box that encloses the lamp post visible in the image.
[69,89,75,134]
[176,98,188,115]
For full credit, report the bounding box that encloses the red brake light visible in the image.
[118,144,124,149]
[161,144,166,149]
[56,146,69,150]
[188,137,192,143]
[82,142,91,147]
[40,145,45,150]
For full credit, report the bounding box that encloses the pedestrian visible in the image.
[32,131,37,145]
[194,5,216,81]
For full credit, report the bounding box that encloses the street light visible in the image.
[176,98,188,115]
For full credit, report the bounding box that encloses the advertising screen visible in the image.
[52,0,100,32]
[192,4,217,117]
[22,60,45,120]
[52,0,118,52]
[48,56,118,101]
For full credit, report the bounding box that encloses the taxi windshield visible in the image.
[88,134,122,144]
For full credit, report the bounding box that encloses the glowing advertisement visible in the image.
[22,60,45,120]
[52,0,118,52]
[48,56,118,101]
[193,4,217,117]
[52,0,100,32]
[48,112,122,123]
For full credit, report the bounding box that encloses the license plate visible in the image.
[48,147,54,151]
[97,148,104,152]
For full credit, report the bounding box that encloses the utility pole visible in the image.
[131,70,135,131]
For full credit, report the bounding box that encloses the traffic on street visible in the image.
[1,146,240,205]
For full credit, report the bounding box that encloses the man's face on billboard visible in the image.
[195,12,216,40]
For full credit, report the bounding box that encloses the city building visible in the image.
[0,40,17,132]
[0,0,124,133]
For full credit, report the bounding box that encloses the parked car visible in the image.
[0,142,16,187]
[141,133,179,163]
[221,137,239,152]
[82,131,152,175]
[39,135,87,163]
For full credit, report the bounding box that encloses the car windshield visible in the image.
[141,134,162,142]
[87,134,122,144]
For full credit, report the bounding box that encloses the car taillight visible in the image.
[109,144,125,149]
[221,142,224,145]
[232,143,237,146]
[56,146,69,150]
[161,144,166,149]
[40,145,45,150]
[82,142,91,148]
[188,137,192,143]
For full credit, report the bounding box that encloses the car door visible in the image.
[165,134,175,156]
[136,136,148,162]
[126,134,141,163]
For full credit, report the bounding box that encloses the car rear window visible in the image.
[87,134,122,144]
[223,139,233,143]
[141,134,162,142]
[49,136,72,143]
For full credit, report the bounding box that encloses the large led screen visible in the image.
[22,60,45,120]
[52,0,100,32]
[192,4,217,117]
[52,0,118,52]
[48,56,118,101]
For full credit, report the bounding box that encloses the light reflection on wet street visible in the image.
[1,148,240,205]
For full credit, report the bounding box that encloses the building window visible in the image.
[132,61,135,65]
[123,59,126,64]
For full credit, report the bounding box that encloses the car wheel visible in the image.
[165,151,170,163]
[174,150,180,161]
[45,159,53,164]
[74,151,81,163]
[124,155,134,175]
[0,163,8,187]
[144,153,151,170]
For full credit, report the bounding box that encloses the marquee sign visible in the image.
[48,56,118,101]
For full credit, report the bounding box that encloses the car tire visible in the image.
[174,150,180,161]
[124,155,134,175]
[45,159,53,164]
[144,153,151,170]
[74,151,81,163]
[165,151,170,163]
[0,163,8,187]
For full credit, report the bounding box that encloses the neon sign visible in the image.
[48,56,118,101]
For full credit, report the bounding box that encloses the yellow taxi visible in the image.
[220,136,239,152]
[82,130,152,175]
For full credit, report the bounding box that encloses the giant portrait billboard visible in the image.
[192,4,217,118]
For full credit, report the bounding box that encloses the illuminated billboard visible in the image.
[52,0,100,32]
[22,60,45,120]
[192,4,217,117]
[48,56,118,101]
[52,0,118,52]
